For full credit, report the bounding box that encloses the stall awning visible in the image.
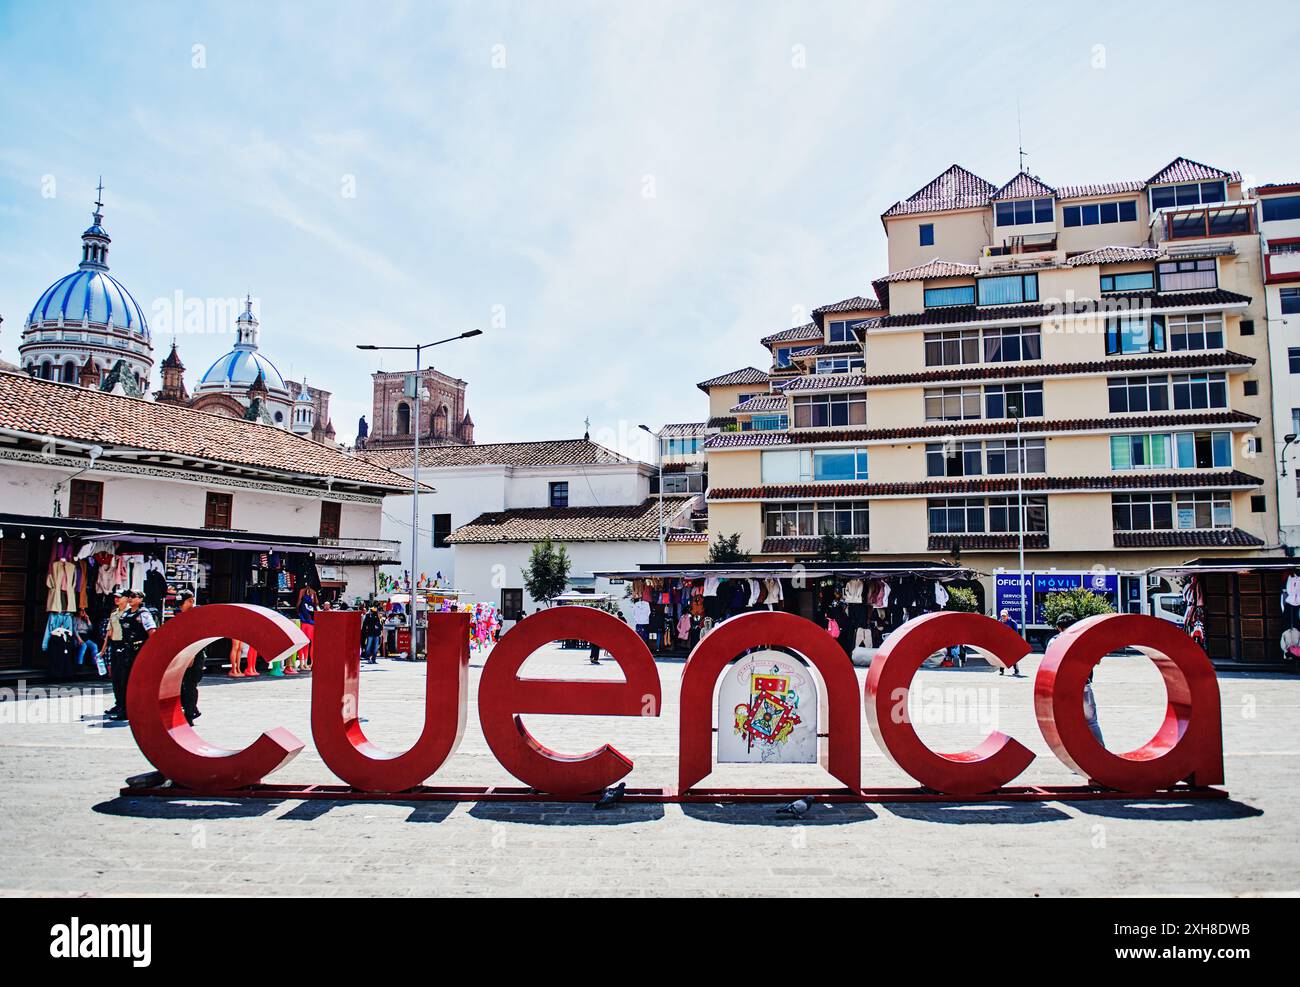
[593,560,976,581]
[1146,555,1296,579]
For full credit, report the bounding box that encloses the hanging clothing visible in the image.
[762,578,783,605]
[842,579,864,604]
[934,583,950,608]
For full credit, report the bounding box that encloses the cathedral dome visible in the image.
[194,295,289,396]
[27,268,150,338]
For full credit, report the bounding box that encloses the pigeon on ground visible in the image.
[594,782,626,809]
[124,770,168,789]
[776,797,814,818]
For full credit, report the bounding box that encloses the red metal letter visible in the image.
[311,611,469,792]
[865,611,1034,794]
[1035,613,1224,790]
[478,607,660,795]
[678,611,861,794]
[127,604,307,790]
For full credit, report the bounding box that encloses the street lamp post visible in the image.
[638,424,665,563]
[1010,400,1027,636]
[358,330,482,662]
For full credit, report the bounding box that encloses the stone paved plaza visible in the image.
[1,644,1297,897]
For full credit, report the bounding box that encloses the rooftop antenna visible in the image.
[1017,98,1027,173]
[583,416,591,441]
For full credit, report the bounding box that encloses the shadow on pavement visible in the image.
[885,802,1072,825]
[93,795,283,820]
[1068,798,1262,822]
[278,799,456,824]
[678,802,879,826]
[467,801,666,826]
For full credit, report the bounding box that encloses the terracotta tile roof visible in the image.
[991,172,1057,200]
[730,395,788,414]
[707,416,737,429]
[762,535,869,555]
[760,323,822,346]
[1066,245,1162,266]
[696,367,771,391]
[789,341,862,359]
[360,438,632,470]
[876,289,1252,329]
[0,370,412,491]
[882,165,997,218]
[659,422,709,438]
[812,295,884,315]
[860,350,1255,388]
[930,533,1049,552]
[1114,528,1264,549]
[709,471,1263,502]
[875,259,981,284]
[1147,156,1238,185]
[1057,180,1146,199]
[702,410,1259,449]
[666,530,709,544]
[445,496,692,544]
[781,373,868,392]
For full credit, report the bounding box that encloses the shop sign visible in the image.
[994,573,1032,620]
[125,606,1225,800]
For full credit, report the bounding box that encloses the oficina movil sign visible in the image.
[122,606,1225,802]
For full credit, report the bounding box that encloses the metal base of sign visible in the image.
[117,783,1229,804]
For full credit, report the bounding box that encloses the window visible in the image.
[928,498,986,534]
[815,501,870,536]
[924,329,980,367]
[432,513,452,549]
[995,198,1054,226]
[924,285,976,308]
[1174,431,1232,469]
[1106,315,1166,355]
[1252,495,1267,513]
[1149,181,1226,211]
[827,320,857,343]
[1100,271,1155,293]
[1244,379,1258,397]
[1112,494,1174,531]
[815,355,865,374]
[1291,348,1300,373]
[319,501,341,540]
[985,382,1043,419]
[662,436,703,456]
[501,588,524,621]
[762,450,811,484]
[977,273,1038,306]
[1157,258,1217,292]
[764,502,815,537]
[548,482,569,508]
[396,402,411,435]
[926,442,983,478]
[1282,288,1300,315]
[1175,492,1232,529]
[748,414,788,431]
[985,438,1046,474]
[1108,375,1171,413]
[983,325,1041,362]
[1172,372,1228,410]
[1111,434,1172,470]
[1064,199,1138,227]
[923,386,981,422]
[987,496,1048,533]
[773,346,796,368]
[928,496,1047,535]
[1262,195,1300,222]
[812,448,869,482]
[68,479,103,520]
[1167,313,1224,351]
[792,393,867,428]
[1241,319,1255,335]
[660,472,705,494]
[204,491,233,529]
[919,223,934,246]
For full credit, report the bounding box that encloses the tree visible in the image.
[816,532,857,561]
[944,585,980,613]
[521,538,571,606]
[707,532,751,563]
[1041,588,1114,626]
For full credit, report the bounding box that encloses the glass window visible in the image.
[1281,288,1300,315]
[1262,196,1300,223]
[985,439,1046,474]
[791,393,867,429]
[1112,494,1174,531]
[919,223,934,246]
[1167,313,1224,351]
[764,502,815,537]
[1157,259,1217,292]
[813,448,869,481]
[1176,492,1232,529]
[1172,372,1228,410]
[761,450,811,483]
[1106,315,1166,355]
[926,442,982,478]
[749,414,788,431]
[987,496,1048,533]
[924,285,976,308]
[548,482,569,508]
[985,382,1043,419]
[1290,347,1300,373]
[1108,376,1171,414]
[773,346,794,368]
[1064,199,1138,227]
[1110,433,1172,470]
[977,273,1039,306]
[1100,271,1155,293]
[1174,431,1232,469]
[815,355,865,374]
[827,320,857,343]
[815,501,870,536]
[983,325,1041,362]
[923,386,981,421]
[924,329,980,367]
[996,198,1053,226]
[1150,181,1225,211]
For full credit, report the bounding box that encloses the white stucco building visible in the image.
[1258,183,1300,548]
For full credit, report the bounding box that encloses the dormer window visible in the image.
[923,284,976,308]
[827,319,857,343]
[1149,181,1226,211]
[995,198,1053,226]
[977,273,1038,306]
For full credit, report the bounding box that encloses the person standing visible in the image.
[103,591,130,719]
[109,591,155,721]
[174,592,203,725]
[361,606,382,664]
[73,608,104,676]
[291,586,318,674]
[997,608,1025,677]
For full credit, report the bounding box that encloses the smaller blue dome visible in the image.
[27,269,150,338]
[198,349,288,392]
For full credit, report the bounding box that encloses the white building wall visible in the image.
[1263,212,1300,547]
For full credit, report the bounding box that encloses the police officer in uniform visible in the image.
[108,591,156,722]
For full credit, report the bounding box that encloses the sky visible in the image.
[2,0,1298,460]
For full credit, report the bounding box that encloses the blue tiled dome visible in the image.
[26,268,150,339]
[198,348,288,392]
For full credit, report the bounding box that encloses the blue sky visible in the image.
[2,0,1297,457]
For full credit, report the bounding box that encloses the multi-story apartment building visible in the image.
[683,156,1281,621]
[1257,183,1300,547]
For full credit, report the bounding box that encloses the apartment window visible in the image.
[792,393,867,428]
[827,320,857,344]
[926,442,983,478]
[919,223,935,246]
[985,438,1046,474]
[1293,409,1300,435]
[994,198,1054,227]
[928,498,986,534]
[68,478,103,520]
[977,273,1039,306]
[1291,348,1300,373]
[1063,199,1138,227]
[1149,181,1226,211]
[1110,434,1172,470]
[1108,375,1170,414]
[1157,258,1217,292]
[983,325,1041,362]
[1262,196,1300,223]
[815,355,865,374]
[985,381,1043,419]
[1176,492,1233,529]
[1100,271,1155,293]
[928,496,1047,535]
[748,414,788,431]
[773,346,795,368]
[762,450,812,484]
[501,588,524,621]
[319,500,342,540]
[1172,372,1228,410]
[1244,379,1258,397]
[924,285,976,308]
[815,501,870,536]
[662,436,703,456]
[764,502,815,537]
[924,329,980,367]
[1174,431,1232,469]
[432,513,452,549]
[661,472,705,495]
[1113,494,1174,531]
[1281,288,1300,315]
[1167,313,1224,351]
[204,491,233,530]
[1241,319,1255,335]
[548,482,569,508]
[1252,495,1267,513]
[988,496,1048,534]
[812,448,869,482]
[923,386,981,422]
[1106,315,1166,355]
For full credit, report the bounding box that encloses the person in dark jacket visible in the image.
[361,607,382,664]
[174,592,203,724]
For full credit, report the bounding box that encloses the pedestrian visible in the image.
[998,608,1024,677]
[361,606,382,664]
[103,591,130,719]
[291,586,318,674]
[174,591,203,725]
[1048,611,1104,746]
[108,591,156,722]
[73,607,105,676]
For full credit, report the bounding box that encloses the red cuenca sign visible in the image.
[124,605,1225,802]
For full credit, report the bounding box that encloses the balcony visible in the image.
[984,232,1059,257]
[1264,243,1300,284]
[1156,202,1255,242]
